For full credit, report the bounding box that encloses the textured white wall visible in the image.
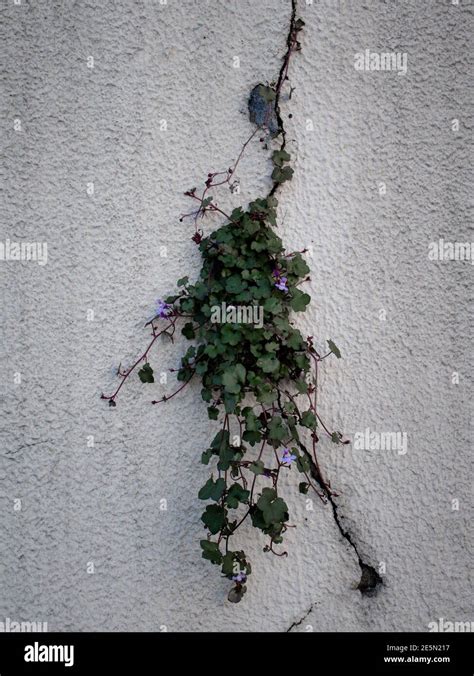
[1,0,472,632]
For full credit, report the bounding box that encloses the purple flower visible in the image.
[156,299,172,318]
[275,276,288,292]
[232,572,247,583]
[273,268,289,293]
[281,447,297,465]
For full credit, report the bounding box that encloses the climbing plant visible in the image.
[102,2,363,603]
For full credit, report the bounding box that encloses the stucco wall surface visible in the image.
[1,0,472,632]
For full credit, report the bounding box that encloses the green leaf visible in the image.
[230,207,244,222]
[263,297,283,314]
[195,361,208,375]
[296,453,311,474]
[256,487,276,506]
[207,406,219,420]
[222,370,241,395]
[295,379,308,394]
[192,282,208,301]
[215,229,233,245]
[201,449,213,465]
[234,363,246,384]
[250,506,267,531]
[242,215,261,236]
[295,354,309,371]
[327,339,342,359]
[256,488,289,526]
[256,384,278,404]
[177,276,189,287]
[221,550,250,577]
[201,388,212,403]
[331,431,343,443]
[181,322,195,339]
[242,429,261,446]
[257,355,279,374]
[265,231,284,254]
[272,149,291,167]
[198,477,226,501]
[251,278,271,299]
[290,289,311,312]
[225,275,244,294]
[301,410,317,430]
[221,324,241,346]
[180,298,195,313]
[271,165,294,183]
[267,416,286,442]
[226,484,250,509]
[221,552,236,576]
[211,429,230,449]
[249,460,265,475]
[217,444,236,472]
[201,505,226,534]
[267,210,277,226]
[200,540,222,564]
[264,341,279,352]
[242,408,261,432]
[223,392,238,414]
[138,363,154,383]
[288,254,310,277]
[299,482,310,494]
[287,331,304,351]
[287,415,300,441]
[205,344,218,358]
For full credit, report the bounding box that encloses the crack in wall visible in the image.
[278,389,383,598]
[247,0,298,198]
[269,0,297,197]
[286,602,316,633]
[267,0,383,607]
[328,494,383,595]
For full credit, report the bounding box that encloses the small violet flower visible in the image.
[275,276,288,292]
[281,447,297,465]
[156,299,172,318]
[272,268,289,293]
[232,572,247,583]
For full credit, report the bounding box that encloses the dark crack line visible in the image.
[300,437,382,594]
[286,602,316,633]
[298,434,382,594]
[276,390,383,596]
[268,0,297,198]
[326,489,383,595]
[248,0,381,605]
[268,0,382,597]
